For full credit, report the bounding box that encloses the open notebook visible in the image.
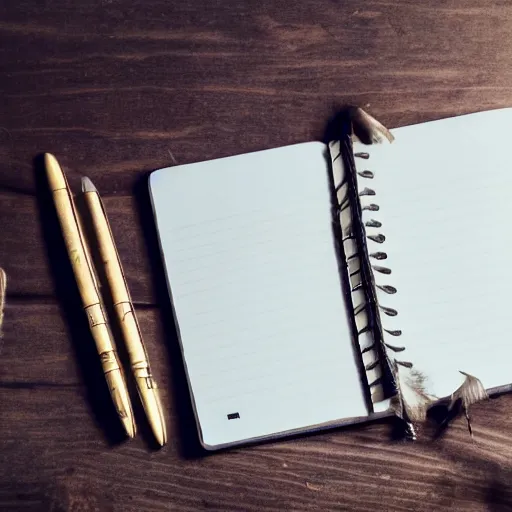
[149,108,512,449]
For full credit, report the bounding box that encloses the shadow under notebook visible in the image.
[133,173,204,459]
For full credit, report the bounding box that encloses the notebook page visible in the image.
[149,142,367,448]
[354,108,512,401]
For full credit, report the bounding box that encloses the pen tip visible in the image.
[81,176,97,193]
[44,153,59,169]
[120,411,137,439]
[154,426,167,447]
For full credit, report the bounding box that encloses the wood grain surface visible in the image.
[2,1,512,510]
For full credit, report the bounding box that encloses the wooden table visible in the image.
[2,1,512,510]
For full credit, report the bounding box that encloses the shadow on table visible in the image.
[133,173,204,459]
[33,154,127,447]
[433,450,512,511]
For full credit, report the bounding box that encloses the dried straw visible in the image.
[0,268,6,336]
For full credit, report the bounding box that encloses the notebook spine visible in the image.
[332,151,386,403]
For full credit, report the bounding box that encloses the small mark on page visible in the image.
[227,412,240,420]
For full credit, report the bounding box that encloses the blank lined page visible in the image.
[149,142,367,448]
[355,108,512,400]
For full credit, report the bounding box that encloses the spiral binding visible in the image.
[329,107,428,438]
[331,133,423,439]
[330,137,402,410]
[354,152,403,344]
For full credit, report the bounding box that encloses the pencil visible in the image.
[82,176,167,446]
[44,154,136,439]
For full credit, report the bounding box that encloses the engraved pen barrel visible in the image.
[45,154,136,438]
[85,302,122,368]
[114,301,149,369]
[83,181,167,446]
[82,191,149,366]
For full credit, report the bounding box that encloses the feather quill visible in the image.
[391,362,436,438]
[448,371,488,436]
[349,107,395,145]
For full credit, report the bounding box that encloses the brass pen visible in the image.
[44,154,136,439]
[82,177,167,446]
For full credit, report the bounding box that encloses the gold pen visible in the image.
[44,154,136,439]
[82,177,167,446]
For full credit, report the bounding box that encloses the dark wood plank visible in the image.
[2,393,512,512]
[3,0,512,510]
[2,303,512,511]
[2,0,512,197]
[0,304,168,388]
[1,191,156,303]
